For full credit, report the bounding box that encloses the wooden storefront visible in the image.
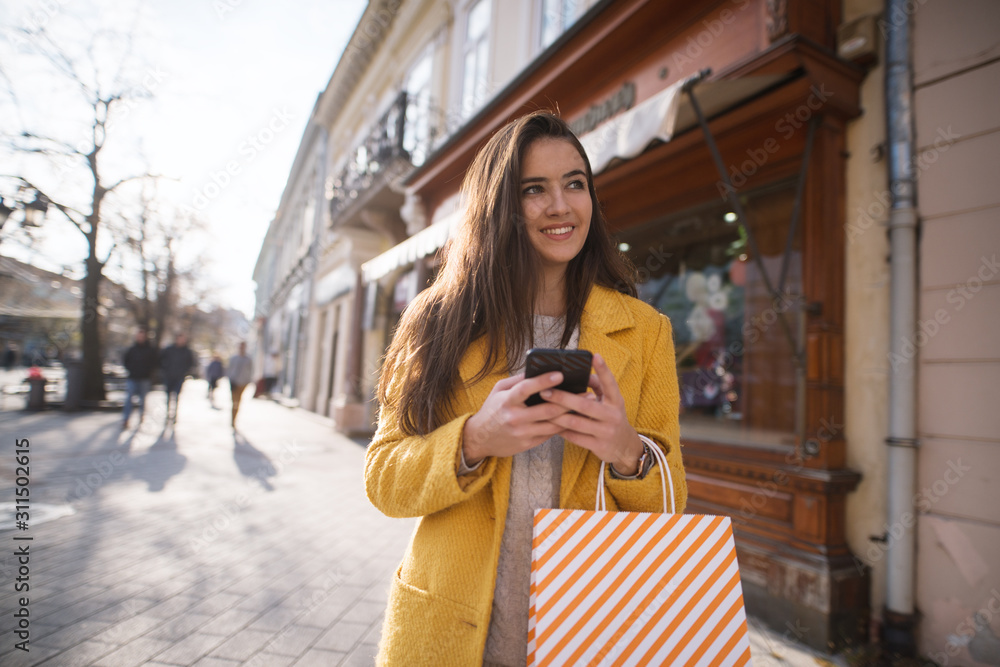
[404,0,867,649]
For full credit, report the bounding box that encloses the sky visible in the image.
[0,0,367,317]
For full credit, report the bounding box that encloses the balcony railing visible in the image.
[328,91,465,220]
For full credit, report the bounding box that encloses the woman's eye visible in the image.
[567,179,586,190]
[523,185,542,196]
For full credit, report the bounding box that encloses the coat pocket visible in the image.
[377,566,484,667]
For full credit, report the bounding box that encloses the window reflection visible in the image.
[621,181,802,446]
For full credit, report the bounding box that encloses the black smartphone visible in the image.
[524,348,593,406]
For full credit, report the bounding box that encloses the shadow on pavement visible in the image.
[130,424,188,492]
[233,431,277,491]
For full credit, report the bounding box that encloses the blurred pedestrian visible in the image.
[122,329,157,429]
[206,354,224,406]
[227,342,253,430]
[160,333,195,423]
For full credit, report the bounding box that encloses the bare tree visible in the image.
[109,185,211,350]
[0,13,162,402]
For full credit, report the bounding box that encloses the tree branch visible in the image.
[105,173,156,194]
[0,176,89,235]
[9,131,87,157]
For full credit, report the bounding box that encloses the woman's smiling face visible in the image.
[519,137,593,279]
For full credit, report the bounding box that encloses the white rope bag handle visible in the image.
[596,434,675,514]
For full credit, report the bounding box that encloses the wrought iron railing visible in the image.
[328,91,466,220]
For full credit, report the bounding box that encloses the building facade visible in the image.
[259,0,1000,661]
[253,116,328,401]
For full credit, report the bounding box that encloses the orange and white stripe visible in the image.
[528,510,751,667]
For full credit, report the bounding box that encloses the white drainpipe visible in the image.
[884,0,919,655]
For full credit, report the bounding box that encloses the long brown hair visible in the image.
[378,111,636,435]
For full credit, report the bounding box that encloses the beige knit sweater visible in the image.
[482,316,578,667]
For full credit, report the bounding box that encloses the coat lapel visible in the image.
[455,287,637,512]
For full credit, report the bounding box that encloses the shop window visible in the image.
[540,0,583,48]
[617,181,802,447]
[461,0,491,117]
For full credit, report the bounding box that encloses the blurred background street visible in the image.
[0,379,845,666]
[2,0,998,663]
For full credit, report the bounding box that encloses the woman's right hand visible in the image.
[462,372,572,465]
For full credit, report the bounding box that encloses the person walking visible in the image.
[364,111,687,665]
[121,329,158,429]
[227,342,253,431]
[206,354,224,406]
[159,333,195,424]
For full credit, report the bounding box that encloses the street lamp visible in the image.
[22,193,50,226]
[0,190,49,237]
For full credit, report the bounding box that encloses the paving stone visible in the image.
[290,648,347,667]
[246,605,301,633]
[35,639,118,666]
[142,594,202,619]
[258,624,325,658]
[151,632,227,665]
[199,608,260,637]
[235,587,290,613]
[91,636,174,667]
[343,600,386,626]
[88,612,164,646]
[33,597,115,628]
[208,628,276,662]
[185,591,245,618]
[146,612,216,642]
[90,597,161,624]
[190,657,242,667]
[0,644,63,667]
[242,652,297,667]
[342,642,380,667]
[32,618,110,649]
[312,620,369,653]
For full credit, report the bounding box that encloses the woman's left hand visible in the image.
[541,352,645,475]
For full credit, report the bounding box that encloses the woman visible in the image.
[365,111,687,666]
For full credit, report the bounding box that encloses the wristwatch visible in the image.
[609,440,655,480]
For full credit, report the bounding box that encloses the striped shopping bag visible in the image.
[527,436,752,666]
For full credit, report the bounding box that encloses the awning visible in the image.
[361,209,461,283]
[580,72,788,174]
[360,72,789,284]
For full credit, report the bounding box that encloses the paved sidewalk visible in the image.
[0,380,843,666]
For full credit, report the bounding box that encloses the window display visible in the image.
[619,181,802,446]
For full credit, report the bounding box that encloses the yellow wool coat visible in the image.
[364,285,687,666]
